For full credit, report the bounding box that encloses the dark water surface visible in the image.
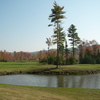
[0,74,100,89]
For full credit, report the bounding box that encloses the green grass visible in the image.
[58,64,100,71]
[0,62,55,72]
[0,84,100,100]
[0,62,100,72]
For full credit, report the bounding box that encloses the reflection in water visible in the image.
[0,74,100,89]
[57,75,64,87]
[58,74,100,89]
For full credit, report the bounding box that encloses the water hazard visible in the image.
[0,74,100,89]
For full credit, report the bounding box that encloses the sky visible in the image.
[0,0,100,52]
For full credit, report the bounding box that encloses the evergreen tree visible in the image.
[96,49,100,64]
[83,50,93,64]
[68,24,80,57]
[48,1,66,68]
[52,26,65,45]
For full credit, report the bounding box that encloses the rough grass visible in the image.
[0,84,100,100]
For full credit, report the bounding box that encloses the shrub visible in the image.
[47,56,54,64]
[69,57,77,64]
[39,59,47,64]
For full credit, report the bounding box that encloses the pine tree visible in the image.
[48,1,66,68]
[68,24,80,57]
[83,50,93,64]
[96,49,100,64]
[52,26,66,59]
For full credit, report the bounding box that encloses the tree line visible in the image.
[0,51,34,62]
[42,1,100,65]
[79,40,100,64]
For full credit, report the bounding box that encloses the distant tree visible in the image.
[48,1,66,68]
[46,38,52,64]
[0,50,13,62]
[96,49,100,64]
[83,49,93,64]
[79,40,85,63]
[38,51,43,62]
[79,39,100,64]
[90,40,98,55]
[68,24,80,57]
[46,38,52,53]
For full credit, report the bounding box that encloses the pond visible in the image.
[0,74,100,89]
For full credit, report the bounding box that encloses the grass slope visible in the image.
[0,84,100,100]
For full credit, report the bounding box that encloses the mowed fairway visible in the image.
[0,84,100,100]
[0,62,51,72]
[0,62,100,72]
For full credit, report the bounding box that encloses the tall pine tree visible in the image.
[49,1,66,68]
[68,24,80,57]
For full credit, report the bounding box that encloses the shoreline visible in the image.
[0,69,100,76]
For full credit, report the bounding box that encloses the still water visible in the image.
[0,74,100,89]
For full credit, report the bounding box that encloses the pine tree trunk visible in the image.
[73,35,75,57]
[56,22,59,68]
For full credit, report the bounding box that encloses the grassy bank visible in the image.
[0,62,100,75]
[0,84,100,100]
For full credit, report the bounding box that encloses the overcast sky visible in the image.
[0,0,100,52]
